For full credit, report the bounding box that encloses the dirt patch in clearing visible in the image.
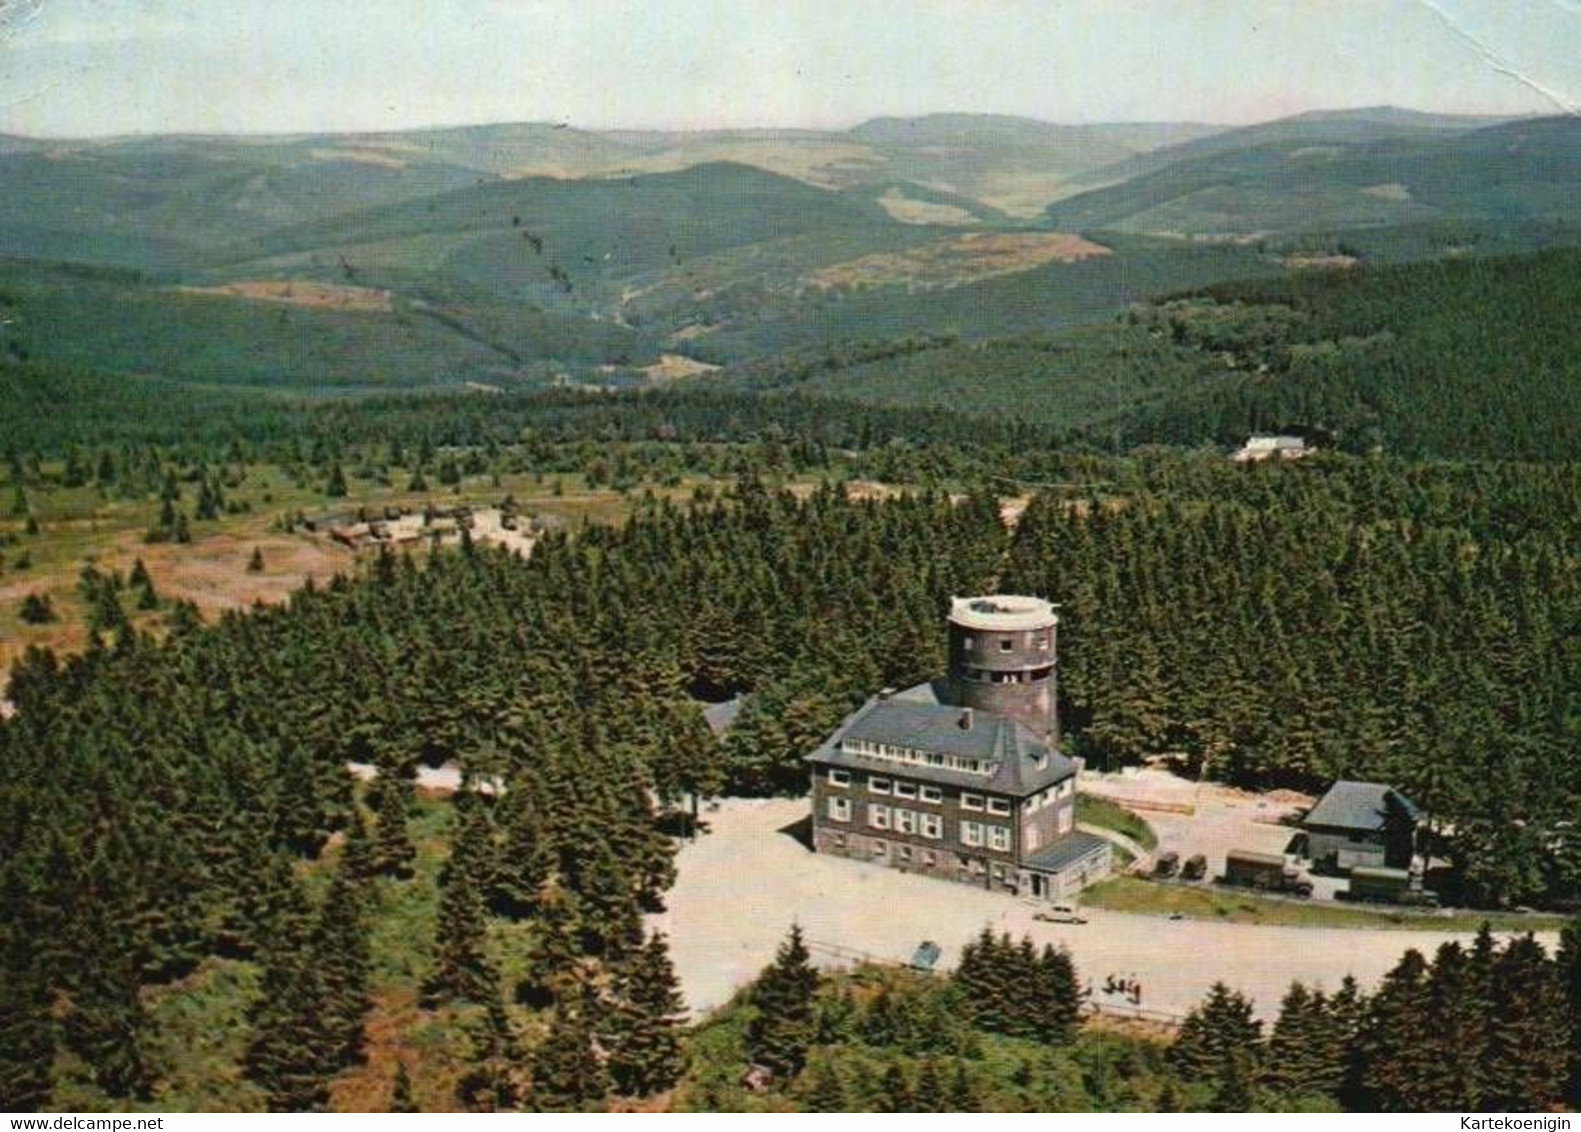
[1360,182,1412,202]
[327,987,456,1113]
[114,530,354,616]
[644,353,720,380]
[176,280,395,312]
[808,232,1109,291]
[1283,254,1358,270]
[875,188,980,227]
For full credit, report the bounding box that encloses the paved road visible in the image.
[649,798,1558,1021]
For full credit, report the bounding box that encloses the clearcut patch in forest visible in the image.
[806,232,1111,290]
[175,279,396,312]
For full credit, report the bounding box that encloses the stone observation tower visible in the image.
[806,592,1109,902]
[946,594,1059,740]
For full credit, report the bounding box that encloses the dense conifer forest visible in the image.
[1,454,1577,1109]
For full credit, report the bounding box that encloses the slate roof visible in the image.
[1302,780,1420,832]
[700,695,747,738]
[1024,830,1111,873]
[806,682,1075,797]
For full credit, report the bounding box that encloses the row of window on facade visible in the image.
[826,767,1020,813]
[962,634,1051,652]
[824,796,1014,852]
[832,746,993,776]
[825,832,1020,884]
[1024,779,1074,811]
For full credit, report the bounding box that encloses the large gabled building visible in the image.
[807,595,1111,902]
[1299,780,1421,874]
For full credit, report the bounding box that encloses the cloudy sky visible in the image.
[0,0,1576,136]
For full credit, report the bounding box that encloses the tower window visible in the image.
[999,638,1013,651]
[963,637,974,651]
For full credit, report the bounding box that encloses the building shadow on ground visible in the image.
[778,814,814,850]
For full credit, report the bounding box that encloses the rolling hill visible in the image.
[771,246,1581,461]
[1044,114,1581,237]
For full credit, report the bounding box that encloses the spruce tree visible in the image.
[314,859,372,1067]
[605,932,687,1098]
[947,1060,982,1112]
[804,1059,847,1113]
[746,924,819,1078]
[1170,982,1262,1082]
[878,1063,914,1113]
[390,1062,418,1113]
[454,990,524,1112]
[65,942,155,1100]
[368,770,416,879]
[1420,941,1487,1110]
[425,852,497,1005]
[914,1058,945,1112]
[1483,934,1569,1110]
[1558,918,1581,1106]
[0,929,55,1111]
[1212,1048,1256,1112]
[1355,949,1435,1111]
[519,883,581,1008]
[531,994,611,1112]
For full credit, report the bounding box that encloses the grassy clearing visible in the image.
[1081,876,1568,933]
[1075,795,1158,851]
[0,464,777,676]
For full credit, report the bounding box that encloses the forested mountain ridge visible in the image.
[1044,114,1581,236]
[707,247,1581,461]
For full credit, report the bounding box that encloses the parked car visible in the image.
[1153,850,1180,878]
[1033,903,1088,925]
[1181,853,1208,881]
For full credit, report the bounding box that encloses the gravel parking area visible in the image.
[649,797,1557,1021]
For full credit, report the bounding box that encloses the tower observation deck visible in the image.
[946,594,1059,740]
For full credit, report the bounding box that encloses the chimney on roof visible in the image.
[877,687,896,701]
[958,708,974,730]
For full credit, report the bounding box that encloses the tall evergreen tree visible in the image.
[368,771,416,880]
[804,1059,847,1113]
[746,925,819,1078]
[604,932,687,1098]
[914,1058,945,1112]
[531,993,611,1112]
[425,852,497,1005]
[1170,982,1262,1083]
[947,1060,982,1112]
[1354,948,1436,1111]
[1483,934,1569,1110]
[877,1063,915,1112]
[1559,919,1581,1107]
[314,860,372,1068]
[0,927,55,1111]
[390,1062,418,1113]
[454,989,524,1112]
